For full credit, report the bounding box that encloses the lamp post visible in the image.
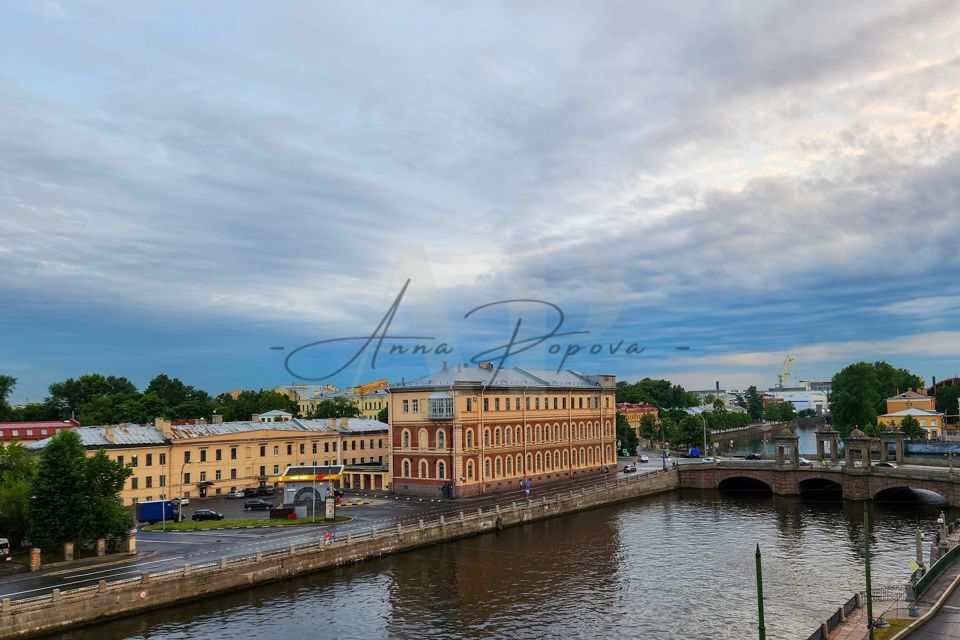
[755,544,767,640]
[701,413,708,457]
[864,503,875,640]
[312,470,317,524]
[179,459,191,518]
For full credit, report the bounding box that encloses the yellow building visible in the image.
[29,416,389,505]
[878,390,944,440]
[390,363,618,498]
[274,384,341,416]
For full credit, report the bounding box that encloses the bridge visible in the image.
[678,460,960,506]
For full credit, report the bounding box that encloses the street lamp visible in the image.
[179,459,192,517]
[701,413,708,457]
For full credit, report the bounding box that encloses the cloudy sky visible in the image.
[2,1,960,402]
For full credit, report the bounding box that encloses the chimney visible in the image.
[479,361,493,370]
[716,380,720,391]
[212,414,223,424]
[327,418,337,427]
[104,426,115,443]
[340,417,350,428]
[154,417,173,438]
[252,413,261,423]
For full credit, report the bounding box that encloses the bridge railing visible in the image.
[912,520,960,601]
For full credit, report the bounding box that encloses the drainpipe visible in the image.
[479,386,485,495]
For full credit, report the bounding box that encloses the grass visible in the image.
[873,619,912,640]
[141,515,352,532]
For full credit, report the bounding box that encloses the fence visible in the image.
[805,593,859,640]
[0,468,671,618]
[913,529,960,601]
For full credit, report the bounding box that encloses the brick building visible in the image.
[389,363,617,498]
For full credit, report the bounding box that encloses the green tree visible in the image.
[171,399,214,421]
[873,362,924,404]
[744,386,764,421]
[0,441,35,547]
[377,406,389,423]
[898,415,924,440]
[11,402,59,421]
[615,378,698,409]
[830,363,882,437]
[48,374,137,418]
[0,374,16,420]
[935,385,960,424]
[81,450,133,540]
[615,413,639,455]
[639,413,658,444]
[0,441,36,482]
[672,415,709,449]
[216,390,297,422]
[145,374,209,408]
[27,430,89,547]
[763,401,797,422]
[311,397,361,419]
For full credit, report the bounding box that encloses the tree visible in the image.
[615,413,639,455]
[898,415,924,440]
[639,413,658,444]
[145,374,209,408]
[935,385,960,425]
[744,386,764,421]
[377,406,389,423]
[830,363,883,437]
[81,450,133,541]
[615,378,698,409]
[763,401,796,422]
[28,430,89,547]
[311,397,361,419]
[11,402,59,421]
[0,375,16,420]
[873,362,924,404]
[0,441,36,482]
[672,415,708,449]
[48,374,137,418]
[0,441,35,547]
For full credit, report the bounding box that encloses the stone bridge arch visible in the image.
[717,474,774,493]
[871,479,951,505]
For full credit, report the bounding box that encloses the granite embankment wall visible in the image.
[0,469,677,639]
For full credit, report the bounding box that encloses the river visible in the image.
[47,486,957,640]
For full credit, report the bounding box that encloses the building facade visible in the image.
[0,419,79,443]
[390,364,618,498]
[617,402,659,440]
[878,390,944,440]
[29,417,389,505]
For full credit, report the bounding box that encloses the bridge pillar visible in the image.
[772,427,800,469]
[816,425,839,462]
[879,428,905,464]
[844,429,877,467]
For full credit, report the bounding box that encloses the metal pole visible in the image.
[703,415,708,456]
[756,544,766,640]
[312,472,316,524]
[864,502,874,640]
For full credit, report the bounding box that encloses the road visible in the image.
[0,452,673,601]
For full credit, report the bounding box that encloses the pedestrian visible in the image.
[525,478,531,497]
[324,531,331,546]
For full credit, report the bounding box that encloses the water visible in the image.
[48,488,957,640]
[722,422,822,457]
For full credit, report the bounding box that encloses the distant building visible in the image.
[0,419,79,443]
[617,402,659,440]
[255,410,292,423]
[28,416,389,505]
[274,384,341,416]
[389,363,617,498]
[878,390,943,440]
[767,390,829,415]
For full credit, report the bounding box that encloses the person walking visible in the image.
[525,478,531,497]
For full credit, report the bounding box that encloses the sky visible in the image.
[2,1,960,403]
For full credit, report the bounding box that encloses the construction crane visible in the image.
[776,355,798,388]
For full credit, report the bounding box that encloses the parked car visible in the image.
[225,490,244,499]
[622,464,637,474]
[178,497,190,506]
[701,457,718,463]
[257,486,276,497]
[798,457,811,466]
[242,488,259,498]
[744,453,762,460]
[853,460,864,468]
[873,461,897,468]
[638,455,650,463]
[244,499,273,511]
[191,509,225,522]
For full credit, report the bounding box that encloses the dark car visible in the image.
[257,486,276,497]
[242,488,259,498]
[744,453,762,460]
[873,461,897,468]
[191,509,224,522]
[244,499,273,511]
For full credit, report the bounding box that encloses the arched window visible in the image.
[505,427,512,445]
[526,454,532,473]
[562,423,568,440]
[587,447,594,465]
[580,447,586,466]
[402,459,411,477]
[494,428,501,446]
[563,449,569,467]
[437,461,446,479]
[515,426,522,443]
[466,429,474,449]
[401,430,410,448]
[535,425,542,442]
[544,452,551,470]
[506,456,513,475]
[554,450,561,469]
[516,454,523,473]
[535,452,542,471]
[418,428,429,449]
[484,458,491,479]
[437,430,446,449]
[483,428,491,447]
[525,426,532,443]
[419,459,429,478]
[595,446,601,464]
[466,460,474,480]
[495,456,502,477]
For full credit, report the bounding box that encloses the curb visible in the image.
[141,518,354,533]
[45,552,159,577]
[888,567,960,639]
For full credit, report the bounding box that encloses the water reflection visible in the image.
[47,490,958,640]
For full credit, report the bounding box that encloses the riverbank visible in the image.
[0,469,677,639]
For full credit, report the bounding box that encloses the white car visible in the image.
[638,455,650,463]
[178,497,190,506]
[798,457,811,466]
[224,490,244,499]
[701,457,718,463]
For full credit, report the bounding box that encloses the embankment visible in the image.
[0,468,677,639]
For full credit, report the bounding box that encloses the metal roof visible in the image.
[291,418,388,434]
[391,365,610,390]
[259,409,292,417]
[880,408,942,417]
[26,424,166,450]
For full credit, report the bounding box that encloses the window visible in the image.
[360,440,365,450]
[507,456,513,475]
[505,429,511,445]
[199,471,207,482]
[466,398,473,412]
[525,397,530,410]
[605,397,611,408]
[515,398,520,410]
[402,430,411,448]
[146,453,153,466]
[483,428,491,446]
[562,397,567,409]
[351,440,356,450]
[332,442,337,451]
[324,442,330,453]
[484,458,491,478]
[402,459,411,477]
[215,470,222,481]
[145,476,153,488]
[131,455,139,467]
[428,396,454,419]
[579,397,583,409]
[160,453,166,465]
[159,475,166,486]
[231,447,237,460]
[554,397,558,410]
[403,399,409,413]
[483,397,489,411]
[199,450,207,462]
[437,461,446,479]
[312,442,318,454]
[259,465,265,476]
[299,443,305,455]
[495,398,500,411]
[437,430,446,448]
[287,444,293,455]
[535,398,540,410]
[412,399,419,412]
[40,429,48,435]
[495,457,502,477]
[378,439,383,448]
[274,445,280,456]
[184,472,191,484]
[117,455,125,467]
[494,428,501,446]
[25,429,33,436]
[259,445,266,457]
[273,465,279,474]
[215,449,222,461]
[466,460,474,479]
[131,477,138,489]
[466,429,474,448]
